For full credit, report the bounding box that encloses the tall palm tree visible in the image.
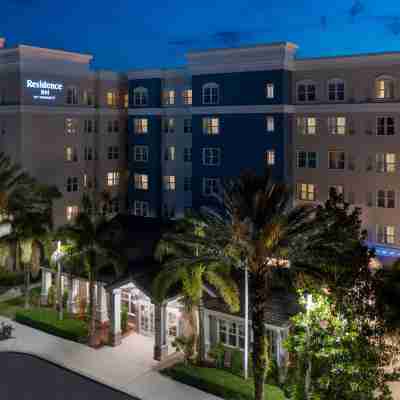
[153,217,240,361]
[58,197,126,347]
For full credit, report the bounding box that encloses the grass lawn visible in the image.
[0,296,25,319]
[162,362,285,400]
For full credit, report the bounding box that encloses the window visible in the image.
[107,120,113,133]
[203,117,219,135]
[134,200,150,217]
[82,90,94,106]
[297,81,316,102]
[376,153,396,173]
[108,146,119,160]
[162,118,175,133]
[83,174,93,188]
[328,79,345,101]
[107,91,118,107]
[84,120,95,133]
[328,117,346,135]
[377,225,396,244]
[163,175,176,191]
[184,177,192,192]
[266,116,275,132]
[265,150,275,166]
[66,206,79,221]
[104,198,119,215]
[113,120,119,133]
[202,148,220,166]
[164,146,176,161]
[65,118,78,135]
[298,183,316,201]
[297,151,317,168]
[377,190,395,208]
[265,83,274,99]
[163,90,175,105]
[184,147,192,162]
[203,178,220,196]
[376,76,394,99]
[65,146,77,162]
[134,174,148,190]
[202,83,219,105]
[184,118,192,133]
[329,185,344,198]
[377,117,395,135]
[66,87,78,105]
[182,89,192,105]
[133,145,149,162]
[134,118,148,134]
[133,87,148,106]
[218,319,244,349]
[107,171,120,186]
[123,93,129,109]
[328,151,345,170]
[66,177,78,192]
[84,147,93,161]
[297,117,317,135]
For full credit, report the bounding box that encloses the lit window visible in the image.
[66,177,79,192]
[328,117,346,135]
[66,206,79,221]
[377,190,395,208]
[377,117,395,135]
[65,118,78,135]
[162,118,175,133]
[376,153,396,173]
[124,93,129,109]
[202,148,220,166]
[218,319,245,349]
[265,150,275,166]
[182,89,192,105]
[134,118,148,134]
[165,146,176,161]
[298,183,316,201]
[297,151,317,168]
[133,145,149,162]
[107,171,120,186]
[163,90,175,105]
[266,116,275,132]
[329,185,344,199]
[297,82,316,102]
[265,83,274,99]
[134,200,150,217]
[328,151,345,170]
[82,90,94,106]
[376,76,394,99]
[202,83,219,105]
[202,117,219,135]
[107,91,118,107]
[134,174,148,190]
[297,117,317,135]
[184,118,192,133]
[65,147,77,162]
[328,79,345,101]
[133,87,148,106]
[377,225,396,244]
[184,177,192,192]
[163,175,176,191]
[66,87,79,105]
[107,146,119,160]
[203,178,220,196]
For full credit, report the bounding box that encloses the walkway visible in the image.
[0,316,220,400]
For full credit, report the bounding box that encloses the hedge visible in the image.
[16,308,88,343]
[0,270,25,287]
[162,363,285,400]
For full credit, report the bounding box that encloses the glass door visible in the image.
[139,302,155,336]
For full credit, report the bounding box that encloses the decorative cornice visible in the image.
[18,45,93,64]
[127,67,187,80]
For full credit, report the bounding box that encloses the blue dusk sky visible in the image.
[1,0,400,71]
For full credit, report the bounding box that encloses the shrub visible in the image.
[47,285,55,307]
[172,335,195,364]
[208,343,225,368]
[121,305,129,333]
[16,308,88,342]
[0,269,25,287]
[63,289,69,307]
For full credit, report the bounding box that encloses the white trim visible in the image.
[0,105,126,116]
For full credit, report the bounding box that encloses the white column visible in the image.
[96,284,109,323]
[67,278,79,314]
[41,270,52,305]
[109,289,122,346]
[203,309,210,357]
[154,303,168,361]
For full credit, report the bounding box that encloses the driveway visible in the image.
[0,316,220,400]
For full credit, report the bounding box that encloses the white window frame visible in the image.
[107,171,120,186]
[203,177,220,197]
[163,118,175,133]
[265,83,275,99]
[297,117,317,135]
[266,116,275,132]
[296,151,317,169]
[377,225,396,244]
[133,87,148,106]
[376,153,396,173]
[377,190,396,208]
[66,86,79,105]
[202,117,219,135]
[182,88,192,105]
[134,118,148,134]
[296,80,317,102]
[298,183,316,201]
[202,148,221,166]
[134,145,149,162]
[327,78,345,102]
[107,91,118,107]
[265,150,275,166]
[376,116,395,136]
[184,147,192,163]
[163,89,176,106]
[328,151,346,170]
[375,75,395,99]
[165,146,176,161]
[184,118,192,133]
[163,175,176,191]
[202,83,219,105]
[134,174,149,191]
[328,116,346,135]
[217,319,245,350]
[134,200,150,217]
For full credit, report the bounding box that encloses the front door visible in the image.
[139,302,155,336]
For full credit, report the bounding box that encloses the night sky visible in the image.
[1,0,400,71]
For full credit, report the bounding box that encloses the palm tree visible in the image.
[154,217,240,362]
[58,197,126,347]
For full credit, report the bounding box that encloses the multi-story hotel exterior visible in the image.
[1,36,400,260]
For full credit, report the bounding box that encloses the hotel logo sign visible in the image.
[26,79,64,101]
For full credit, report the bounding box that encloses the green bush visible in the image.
[121,305,129,333]
[63,289,69,307]
[208,343,225,368]
[47,285,55,307]
[16,308,88,342]
[0,269,25,287]
[163,363,285,400]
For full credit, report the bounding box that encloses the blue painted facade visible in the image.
[129,78,162,108]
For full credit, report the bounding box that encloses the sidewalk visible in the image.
[0,316,220,400]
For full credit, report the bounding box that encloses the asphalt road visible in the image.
[0,351,139,400]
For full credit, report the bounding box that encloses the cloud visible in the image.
[349,0,365,20]
[372,16,400,36]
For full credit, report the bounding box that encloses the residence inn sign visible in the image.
[26,79,64,100]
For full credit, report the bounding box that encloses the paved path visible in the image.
[0,316,220,400]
